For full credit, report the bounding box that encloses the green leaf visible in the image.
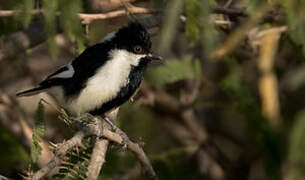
[42,0,59,58]
[244,0,266,13]
[184,0,217,55]
[185,0,201,45]
[14,0,34,27]
[158,0,184,54]
[288,111,305,179]
[31,101,45,163]
[146,58,201,86]
[58,0,85,55]
[53,138,93,180]
[283,0,305,57]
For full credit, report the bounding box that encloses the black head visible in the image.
[107,22,160,63]
[114,22,152,54]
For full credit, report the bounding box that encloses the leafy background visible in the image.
[0,0,305,179]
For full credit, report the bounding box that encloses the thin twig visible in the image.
[31,131,86,180]
[78,7,159,24]
[0,7,159,25]
[31,116,103,179]
[103,116,158,180]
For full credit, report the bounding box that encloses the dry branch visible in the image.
[87,139,109,180]
[103,116,158,180]
[32,130,87,180]
[30,112,157,180]
[78,7,159,24]
[258,27,284,129]
[91,0,137,12]
[0,7,159,25]
[210,5,269,60]
[0,5,253,62]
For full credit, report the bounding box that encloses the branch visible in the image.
[31,116,102,180]
[90,0,137,12]
[78,7,160,24]
[0,5,252,62]
[0,6,249,21]
[31,111,157,180]
[106,117,158,180]
[86,139,109,180]
[0,174,14,180]
[0,7,159,25]
[31,131,86,180]
[257,27,284,129]
[0,7,159,62]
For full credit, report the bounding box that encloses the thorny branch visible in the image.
[0,7,159,25]
[0,6,250,21]
[30,114,157,180]
[0,5,256,62]
[103,116,158,180]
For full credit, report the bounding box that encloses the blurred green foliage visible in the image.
[53,138,93,180]
[2,0,305,179]
[58,0,85,55]
[158,0,184,54]
[42,0,59,58]
[31,101,45,163]
[0,125,29,176]
[288,111,305,180]
[146,57,201,86]
[284,0,305,57]
[14,0,34,27]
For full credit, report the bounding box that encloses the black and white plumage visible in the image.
[16,22,162,116]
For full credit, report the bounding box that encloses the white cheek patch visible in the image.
[109,49,146,66]
[50,63,75,79]
[66,49,144,115]
[100,32,116,43]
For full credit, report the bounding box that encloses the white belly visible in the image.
[65,49,144,116]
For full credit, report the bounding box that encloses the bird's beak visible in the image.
[146,53,163,65]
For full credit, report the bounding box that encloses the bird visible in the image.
[16,22,162,117]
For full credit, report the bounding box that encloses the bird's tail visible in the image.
[16,87,47,97]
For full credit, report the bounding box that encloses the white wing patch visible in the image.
[100,32,115,43]
[50,63,75,79]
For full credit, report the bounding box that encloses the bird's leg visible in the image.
[129,87,140,103]
[80,114,103,140]
[94,117,103,139]
[130,97,134,103]
[101,115,116,131]
[102,115,128,151]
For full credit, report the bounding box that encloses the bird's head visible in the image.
[102,22,162,66]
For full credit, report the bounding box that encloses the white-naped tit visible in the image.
[16,22,162,116]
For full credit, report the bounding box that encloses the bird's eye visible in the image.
[134,46,143,54]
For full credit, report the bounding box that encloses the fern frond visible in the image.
[31,101,45,163]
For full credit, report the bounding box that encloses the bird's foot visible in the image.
[129,97,134,103]
[102,115,129,151]
[95,117,103,139]
[102,116,117,131]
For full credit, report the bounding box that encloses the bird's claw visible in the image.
[129,97,134,103]
[96,120,103,140]
[119,131,129,152]
[103,116,117,131]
